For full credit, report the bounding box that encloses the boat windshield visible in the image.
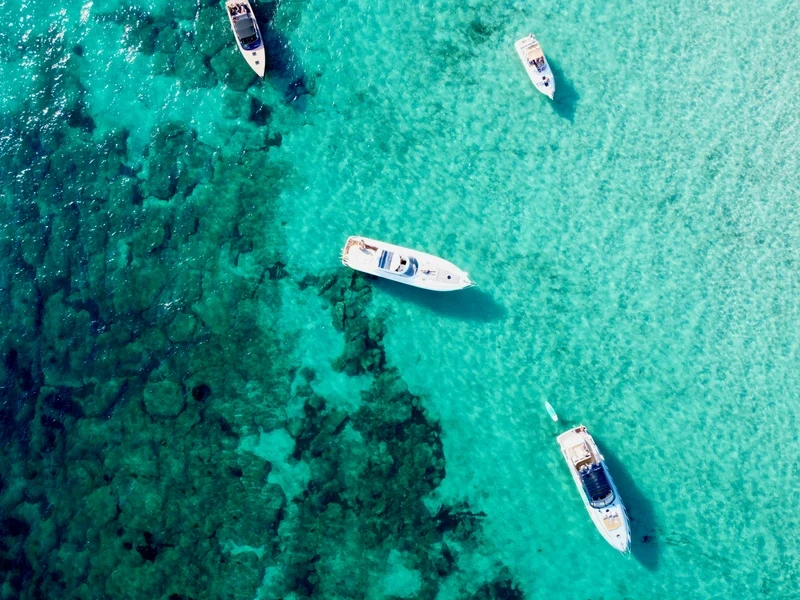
[234,16,261,49]
[377,250,418,277]
[395,256,418,277]
[377,250,394,270]
[579,464,615,509]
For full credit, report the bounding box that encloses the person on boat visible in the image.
[395,258,408,272]
[358,239,378,251]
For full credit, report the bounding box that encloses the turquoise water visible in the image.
[2,0,800,597]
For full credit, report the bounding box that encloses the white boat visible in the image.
[341,236,473,292]
[225,0,266,77]
[557,425,630,553]
[514,34,555,99]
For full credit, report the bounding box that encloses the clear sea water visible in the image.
[2,0,800,597]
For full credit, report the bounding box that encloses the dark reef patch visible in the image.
[471,570,525,600]
[191,383,211,401]
[318,271,387,375]
[467,19,495,44]
[249,96,273,127]
[0,3,523,599]
[246,269,523,597]
[0,517,31,538]
[136,543,159,562]
[0,5,290,593]
[436,501,487,535]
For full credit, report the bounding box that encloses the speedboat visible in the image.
[341,236,473,292]
[514,34,555,99]
[557,425,630,553]
[225,0,266,77]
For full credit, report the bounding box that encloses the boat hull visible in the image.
[557,426,631,553]
[226,0,267,77]
[341,236,473,292]
[515,34,555,99]
[238,45,266,78]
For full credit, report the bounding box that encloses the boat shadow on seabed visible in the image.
[374,278,507,322]
[597,440,661,570]
[548,59,579,123]
[250,1,310,107]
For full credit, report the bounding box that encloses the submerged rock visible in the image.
[470,571,525,600]
[195,7,231,58]
[141,122,212,200]
[322,271,386,375]
[174,41,218,89]
[143,380,185,418]
[0,3,519,595]
[210,47,258,92]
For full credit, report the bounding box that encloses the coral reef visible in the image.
[243,270,522,598]
[320,270,387,375]
[0,3,522,599]
[0,6,288,598]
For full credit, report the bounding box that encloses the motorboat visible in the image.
[514,34,555,99]
[225,0,266,77]
[557,425,630,553]
[341,236,473,292]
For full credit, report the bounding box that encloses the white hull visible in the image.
[557,425,630,553]
[226,0,266,77]
[515,34,555,99]
[341,236,473,292]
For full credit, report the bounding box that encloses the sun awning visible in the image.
[234,16,256,39]
[580,464,614,507]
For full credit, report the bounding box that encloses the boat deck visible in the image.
[566,441,597,471]
[603,513,623,531]
[525,45,544,62]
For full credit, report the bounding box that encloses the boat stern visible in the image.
[341,236,359,266]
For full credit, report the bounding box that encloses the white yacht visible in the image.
[341,236,473,292]
[514,34,555,99]
[225,0,266,77]
[557,425,630,553]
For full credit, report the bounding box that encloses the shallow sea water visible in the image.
[2,0,800,597]
[279,0,800,596]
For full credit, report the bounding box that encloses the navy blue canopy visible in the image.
[234,16,256,40]
[579,464,614,508]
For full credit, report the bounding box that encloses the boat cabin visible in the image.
[579,463,615,509]
[566,441,594,471]
[526,46,546,72]
[377,250,418,277]
[229,4,262,50]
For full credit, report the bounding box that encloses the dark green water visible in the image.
[0,0,522,598]
[4,0,800,598]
